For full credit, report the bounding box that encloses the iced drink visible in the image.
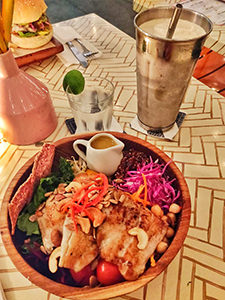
[134,7,212,131]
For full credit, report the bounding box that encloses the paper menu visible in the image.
[180,0,225,25]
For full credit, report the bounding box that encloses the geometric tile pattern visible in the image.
[0,13,225,300]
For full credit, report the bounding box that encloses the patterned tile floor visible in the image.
[0,13,225,300]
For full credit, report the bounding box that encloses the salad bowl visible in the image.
[0,132,191,300]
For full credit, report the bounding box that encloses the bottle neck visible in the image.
[0,49,20,78]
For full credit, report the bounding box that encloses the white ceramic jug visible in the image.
[73,133,124,176]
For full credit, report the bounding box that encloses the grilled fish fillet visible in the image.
[59,215,98,272]
[97,193,168,280]
[36,172,97,254]
[36,192,67,254]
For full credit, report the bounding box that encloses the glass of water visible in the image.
[66,77,114,133]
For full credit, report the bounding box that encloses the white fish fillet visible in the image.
[97,194,168,280]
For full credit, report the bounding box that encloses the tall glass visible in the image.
[134,6,213,131]
[66,77,114,133]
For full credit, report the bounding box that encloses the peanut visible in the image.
[166,227,175,239]
[151,204,164,217]
[167,212,176,227]
[169,203,181,214]
[156,241,168,254]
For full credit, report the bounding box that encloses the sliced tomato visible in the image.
[96,259,124,286]
[70,264,94,287]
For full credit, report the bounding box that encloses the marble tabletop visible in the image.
[0,13,225,300]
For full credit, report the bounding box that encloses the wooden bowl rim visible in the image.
[0,132,191,300]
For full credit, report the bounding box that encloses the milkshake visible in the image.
[140,18,206,40]
[134,7,213,131]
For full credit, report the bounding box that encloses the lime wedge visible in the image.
[63,70,85,94]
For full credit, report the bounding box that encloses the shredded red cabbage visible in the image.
[113,157,180,212]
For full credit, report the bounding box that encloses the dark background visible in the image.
[45,0,136,38]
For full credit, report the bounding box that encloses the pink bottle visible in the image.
[0,49,57,145]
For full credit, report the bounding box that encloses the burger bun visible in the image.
[13,0,48,24]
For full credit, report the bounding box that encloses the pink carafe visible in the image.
[0,49,57,145]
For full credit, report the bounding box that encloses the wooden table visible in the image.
[0,13,225,300]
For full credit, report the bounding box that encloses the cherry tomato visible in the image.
[70,264,94,286]
[96,259,124,286]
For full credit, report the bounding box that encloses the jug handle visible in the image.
[73,139,88,162]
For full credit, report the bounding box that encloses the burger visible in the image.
[11,0,53,49]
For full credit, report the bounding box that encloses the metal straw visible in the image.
[166,4,183,39]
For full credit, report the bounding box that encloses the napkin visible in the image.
[53,25,102,67]
[65,116,123,134]
[130,112,186,140]
[181,0,225,25]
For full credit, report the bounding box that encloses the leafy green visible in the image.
[17,157,74,236]
[58,157,75,184]
[33,175,60,209]
[17,213,40,236]
[18,31,37,37]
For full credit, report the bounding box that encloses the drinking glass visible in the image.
[66,77,114,133]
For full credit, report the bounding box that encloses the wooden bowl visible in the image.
[0,132,191,300]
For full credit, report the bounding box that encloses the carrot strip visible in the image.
[81,186,101,208]
[130,174,149,207]
[61,201,82,214]
[86,190,103,207]
[64,181,93,206]
[78,186,99,204]
[86,169,98,176]
[131,184,144,201]
[142,173,148,207]
[150,255,156,267]
[60,173,109,229]
[2,0,14,46]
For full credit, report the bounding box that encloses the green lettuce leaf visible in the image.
[18,31,37,37]
[17,213,40,236]
[58,157,74,184]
